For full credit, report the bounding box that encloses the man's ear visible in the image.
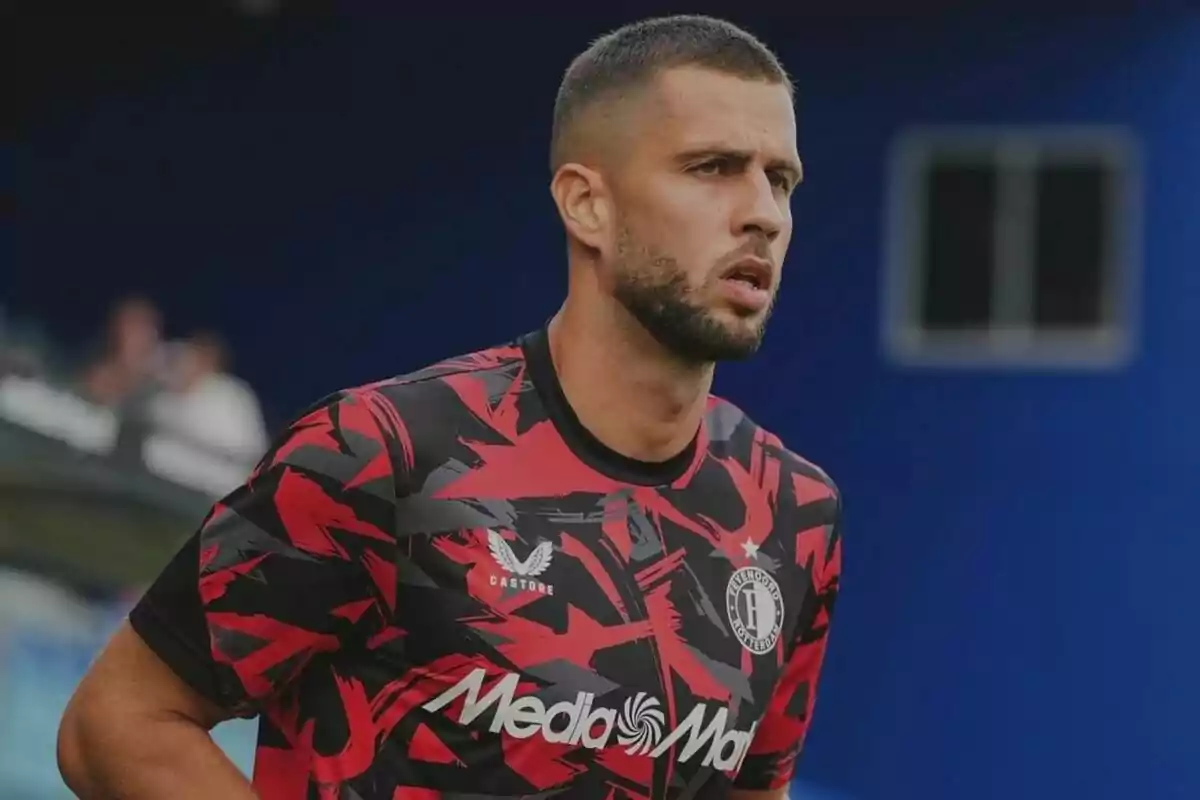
[550,163,612,253]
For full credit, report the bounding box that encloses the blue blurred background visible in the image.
[5,3,1198,799]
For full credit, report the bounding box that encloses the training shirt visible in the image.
[130,327,843,800]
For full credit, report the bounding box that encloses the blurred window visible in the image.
[882,126,1140,369]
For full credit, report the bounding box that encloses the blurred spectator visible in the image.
[0,304,48,378]
[0,344,44,378]
[150,330,268,464]
[79,295,166,407]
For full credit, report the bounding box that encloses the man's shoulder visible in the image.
[705,394,841,506]
[293,338,527,424]
[271,338,528,478]
[365,339,529,393]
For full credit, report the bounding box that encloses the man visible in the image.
[80,295,165,409]
[151,331,269,467]
[57,14,842,800]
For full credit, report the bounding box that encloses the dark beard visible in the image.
[612,265,771,364]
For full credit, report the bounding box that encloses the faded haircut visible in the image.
[550,15,791,172]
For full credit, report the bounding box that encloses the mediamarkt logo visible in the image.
[422,668,757,772]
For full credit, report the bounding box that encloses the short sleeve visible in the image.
[733,509,843,790]
[129,390,402,716]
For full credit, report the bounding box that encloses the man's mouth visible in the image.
[719,258,772,291]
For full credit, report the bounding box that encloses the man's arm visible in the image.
[732,502,843,795]
[58,621,255,799]
[57,391,402,799]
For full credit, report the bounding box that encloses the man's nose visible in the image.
[734,172,785,241]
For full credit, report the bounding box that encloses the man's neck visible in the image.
[547,298,713,465]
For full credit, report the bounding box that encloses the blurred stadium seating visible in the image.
[0,321,258,797]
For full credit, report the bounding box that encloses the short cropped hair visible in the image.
[550,15,791,171]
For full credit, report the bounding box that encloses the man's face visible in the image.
[606,66,801,363]
[111,301,162,371]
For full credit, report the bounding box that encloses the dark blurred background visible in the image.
[4,2,1199,799]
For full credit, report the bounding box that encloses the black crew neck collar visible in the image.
[520,326,700,487]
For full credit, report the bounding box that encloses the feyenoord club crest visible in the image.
[725,566,784,655]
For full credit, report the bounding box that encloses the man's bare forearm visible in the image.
[59,711,257,800]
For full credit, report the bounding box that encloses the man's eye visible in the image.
[693,161,723,175]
